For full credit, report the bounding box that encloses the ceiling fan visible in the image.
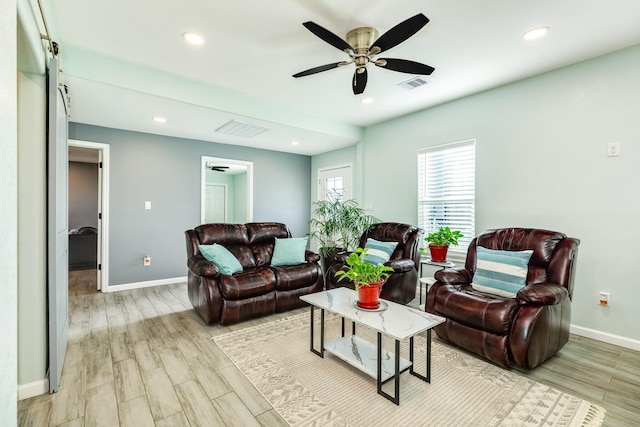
[208,165,229,172]
[292,13,435,95]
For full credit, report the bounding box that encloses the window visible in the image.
[418,139,475,252]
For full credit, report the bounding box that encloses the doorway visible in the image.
[201,156,253,224]
[68,140,110,291]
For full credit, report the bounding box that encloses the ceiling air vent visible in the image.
[215,120,269,138]
[397,76,428,90]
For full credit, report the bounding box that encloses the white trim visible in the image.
[17,379,48,400]
[570,324,640,351]
[103,276,187,293]
[68,140,110,292]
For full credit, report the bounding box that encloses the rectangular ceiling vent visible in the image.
[397,76,428,90]
[215,120,269,138]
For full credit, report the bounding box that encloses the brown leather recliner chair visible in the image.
[425,228,580,369]
[326,222,422,305]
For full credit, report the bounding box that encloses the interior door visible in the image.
[47,57,69,393]
[318,165,353,201]
[205,184,227,223]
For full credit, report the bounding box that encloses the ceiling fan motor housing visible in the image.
[346,27,379,51]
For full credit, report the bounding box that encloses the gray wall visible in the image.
[357,44,640,344]
[68,161,98,230]
[69,123,312,286]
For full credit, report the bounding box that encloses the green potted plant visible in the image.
[422,226,463,262]
[334,248,394,309]
[308,194,379,274]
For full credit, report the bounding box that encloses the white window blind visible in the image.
[418,139,475,251]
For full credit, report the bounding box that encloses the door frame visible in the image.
[68,139,110,292]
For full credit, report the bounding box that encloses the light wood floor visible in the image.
[18,270,640,426]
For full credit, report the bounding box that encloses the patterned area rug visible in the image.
[213,312,605,427]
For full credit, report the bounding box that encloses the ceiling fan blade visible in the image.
[292,62,346,78]
[376,58,435,75]
[303,21,354,53]
[352,68,368,95]
[371,13,429,53]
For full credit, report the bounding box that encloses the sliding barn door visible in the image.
[47,57,69,393]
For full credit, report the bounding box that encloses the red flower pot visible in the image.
[357,281,383,309]
[428,244,449,262]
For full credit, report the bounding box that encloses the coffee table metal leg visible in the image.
[309,306,325,358]
[409,329,432,383]
[377,332,401,405]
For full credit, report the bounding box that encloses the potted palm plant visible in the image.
[334,248,394,309]
[423,227,463,262]
[308,194,379,275]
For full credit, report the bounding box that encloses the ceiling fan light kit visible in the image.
[293,13,435,95]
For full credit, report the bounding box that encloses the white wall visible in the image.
[1,0,18,422]
[360,44,640,346]
[17,72,48,390]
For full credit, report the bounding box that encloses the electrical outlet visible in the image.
[144,256,151,266]
[607,142,620,157]
[599,291,610,306]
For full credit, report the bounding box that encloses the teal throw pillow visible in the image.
[363,238,398,265]
[471,246,533,298]
[271,237,308,267]
[199,244,243,275]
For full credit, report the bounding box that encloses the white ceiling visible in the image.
[42,0,640,156]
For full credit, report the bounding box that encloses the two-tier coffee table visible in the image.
[300,287,445,405]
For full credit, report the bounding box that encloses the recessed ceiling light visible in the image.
[523,26,550,41]
[361,97,374,104]
[182,32,204,45]
[291,141,300,146]
[153,117,167,123]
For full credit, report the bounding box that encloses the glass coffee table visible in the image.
[300,287,445,405]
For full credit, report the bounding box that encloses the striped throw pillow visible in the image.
[471,246,533,298]
[363,238,398,265]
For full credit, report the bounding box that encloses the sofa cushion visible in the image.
[271,237,308,266]
[272,262,320,290]
[472,246,533,298]
[363,238,398,265]
[199,244,243,275]
[218,266,276,300]
[432,283,520,335]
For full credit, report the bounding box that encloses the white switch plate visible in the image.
[143,256,151,266]
[607,142,620,157]
[145,201,151,210]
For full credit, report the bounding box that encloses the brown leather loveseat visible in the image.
[425,228,579,369]
[185,222,323,325]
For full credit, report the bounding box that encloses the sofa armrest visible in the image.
[386,259,414,273]
[187,255,220,277]
[517,283,569,305]
[305,250,320,263]
[334,251,352,263]
[434,267,473,285]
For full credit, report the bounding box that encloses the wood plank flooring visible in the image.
[18,270,640,426]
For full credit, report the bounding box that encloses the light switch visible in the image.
[145,201,151,210]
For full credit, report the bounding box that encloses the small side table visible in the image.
[419,259,455,305]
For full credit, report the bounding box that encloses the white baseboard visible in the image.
[570,324,640,351]
[103,276,187,292]
[18,379,48,400]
